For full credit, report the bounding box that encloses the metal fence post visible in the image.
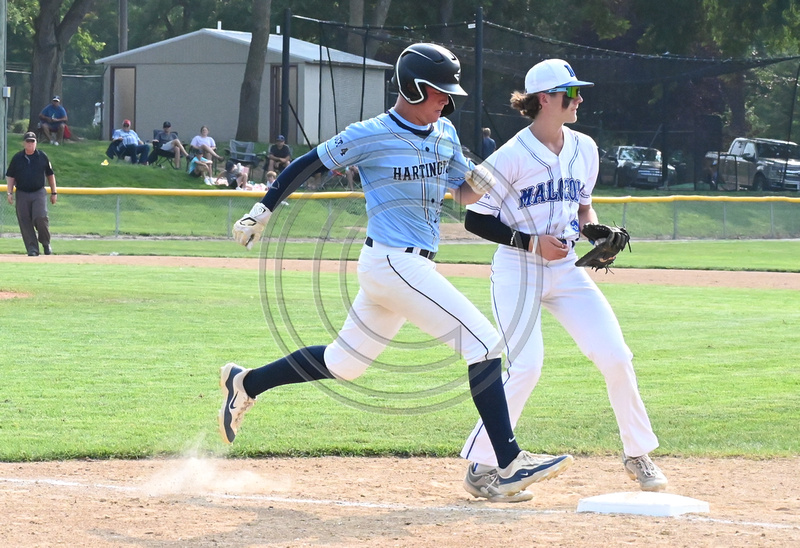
[722,202,727,239]
[622,202,628,227]
[115,196,121,237]
[770,202,775,238]
[227,198,233,237]
[672,202,678,239]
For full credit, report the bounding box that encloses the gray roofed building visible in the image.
[95,28,392,147]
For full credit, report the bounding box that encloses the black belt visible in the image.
[558,238,576,248]
[365,237,436,261]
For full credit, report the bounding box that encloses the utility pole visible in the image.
[474,7,484,158]
[1,0,8,177]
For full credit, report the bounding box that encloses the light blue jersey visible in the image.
[111,129,142,146]
[316,108,474,251]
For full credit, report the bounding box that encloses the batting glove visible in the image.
[233,202,272,250]
[464,164,496,194]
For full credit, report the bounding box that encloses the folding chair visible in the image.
[226,140,261,166]
[149,129,183,169]
[320,169,350,190]
[225,140,264,181]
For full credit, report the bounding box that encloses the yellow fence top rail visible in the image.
[2,185,800,203]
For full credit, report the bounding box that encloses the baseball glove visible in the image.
[575,223,631,271]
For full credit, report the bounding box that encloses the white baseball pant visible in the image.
[324,240,503,380]
[461,245,659,466]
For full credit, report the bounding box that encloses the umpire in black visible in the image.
[5,132,58,256]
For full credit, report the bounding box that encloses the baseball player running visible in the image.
[459,59,667,500]
[219,44,573,500]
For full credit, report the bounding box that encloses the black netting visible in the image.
[289,14,800,189]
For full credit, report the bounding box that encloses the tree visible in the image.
[345,0,393,58]
[236,0,272,141]
[28,0,97,132]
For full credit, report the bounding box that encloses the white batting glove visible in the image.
[233,202,272,250]
[464,164,496,194]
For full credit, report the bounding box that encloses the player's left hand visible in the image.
[233,202,272,250]
[464,164,496,194]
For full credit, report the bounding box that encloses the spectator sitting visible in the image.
[154,121,189,169]
[190,125,224,163]
[188,148,214,184]
[346,165,360,190]
[330,165,360,190]
[214,158,249,189]
[267,135,292,173]
[39,96,68,146]
[107,120,149,165]
[265,170,278,190]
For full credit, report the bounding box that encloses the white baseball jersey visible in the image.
[467,125,598,241]
[460,125,659,466]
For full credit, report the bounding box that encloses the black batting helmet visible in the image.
[392,43,467,116]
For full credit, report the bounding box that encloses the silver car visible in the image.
[598,146,675,188]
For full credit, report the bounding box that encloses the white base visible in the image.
[577,491,709,517]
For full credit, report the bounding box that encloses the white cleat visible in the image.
[463,464,534,502]
[468,452,574,498]
[218,362,255,444]
[623,453,668,492]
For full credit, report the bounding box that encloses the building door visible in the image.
[110,67,135,138]
[270,65,298,144]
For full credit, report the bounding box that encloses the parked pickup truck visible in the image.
[705,138,800,191]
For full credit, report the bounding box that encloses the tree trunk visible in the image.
[347,0,365,56]
[236,0,272,142]
[365,0,393,60]
[28,0,96,132]
[723,72,748,138]
[438,0,455,42]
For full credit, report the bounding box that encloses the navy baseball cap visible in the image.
[24,131,37,141]
[52,96,61,102]
[525,59,593,94]
[277,134,285,141]
[163,121,171,128]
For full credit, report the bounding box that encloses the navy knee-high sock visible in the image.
[468,358,521,469]
[243,345,333,397]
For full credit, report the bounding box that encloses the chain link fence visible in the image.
[1,189,799,241]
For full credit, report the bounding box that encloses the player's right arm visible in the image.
[464,210,569,259]
[464,210,535,253]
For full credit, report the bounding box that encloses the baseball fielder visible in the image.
[459,59,667,499]
[218,44,573,501]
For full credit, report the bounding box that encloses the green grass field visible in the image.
[1,242,798,462]
[2,237,799,272]
[1,137,798,463]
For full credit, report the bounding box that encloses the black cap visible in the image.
[163,121,171,128]
[24,131,37,141]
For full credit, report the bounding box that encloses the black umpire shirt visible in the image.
[6,149,54,192]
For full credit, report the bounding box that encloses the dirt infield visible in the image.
[3,254,798,546]
[1,456,798,547]
[3,253,800,290]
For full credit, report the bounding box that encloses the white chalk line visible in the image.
[1,476,797,530]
